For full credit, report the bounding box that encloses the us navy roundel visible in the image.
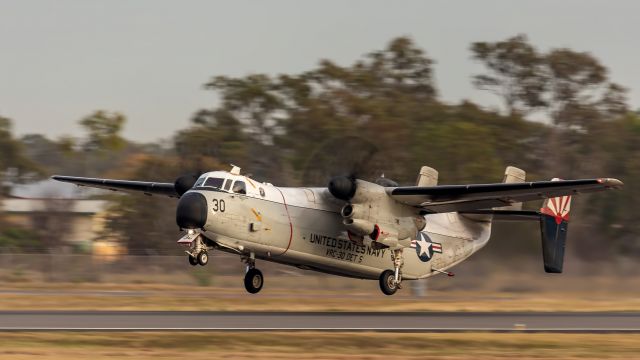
[411,232,443,262]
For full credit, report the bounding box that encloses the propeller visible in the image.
[301,135,381,187]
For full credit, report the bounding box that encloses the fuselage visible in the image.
[186,171,493,280]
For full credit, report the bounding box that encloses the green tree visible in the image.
[471,34,547,116]
[101,154,183,254]
[0,116,40,184]
[79,111,127,153]
[546,49,628,128]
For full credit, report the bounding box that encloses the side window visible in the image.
[232,181,246,195]
[204,177,224,189]
[223,179,232,191]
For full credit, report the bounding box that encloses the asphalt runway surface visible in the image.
[0,311,639,332]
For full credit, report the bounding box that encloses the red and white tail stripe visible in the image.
[540,178,572,224]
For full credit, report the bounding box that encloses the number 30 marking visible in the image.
[212,199,225,212]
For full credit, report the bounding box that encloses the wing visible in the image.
[51,175,179,198]
[388,178,623,213]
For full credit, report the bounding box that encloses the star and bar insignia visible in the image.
[410,232,442,262]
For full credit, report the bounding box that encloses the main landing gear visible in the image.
[379,249,405,296]
[242,252,263,294]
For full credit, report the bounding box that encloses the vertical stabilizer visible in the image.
[539,178,572,273]
[498,166,526,211]
[416,166,438,186]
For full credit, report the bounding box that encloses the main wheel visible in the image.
[197,251,209,266]
[379,269,398,296]
[244,268,264,294]
[188,255,198,266]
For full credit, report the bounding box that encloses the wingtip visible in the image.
[598,178,624,188]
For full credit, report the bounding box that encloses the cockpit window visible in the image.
[194,176,206,188]
[232,181,246,194]
[204,177,224,189]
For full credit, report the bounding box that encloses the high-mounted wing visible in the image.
[51,175,179,198]
[388,178,622,213]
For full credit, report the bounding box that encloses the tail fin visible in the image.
[539,178,571,273]
[498,166,526,211]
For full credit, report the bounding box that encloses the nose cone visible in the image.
[176,192,208,229]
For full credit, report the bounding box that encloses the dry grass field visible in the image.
[0,281,638,312]
[0,332,638,359]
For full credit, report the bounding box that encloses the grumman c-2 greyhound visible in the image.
[53,165,622,295]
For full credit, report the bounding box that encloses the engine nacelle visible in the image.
[340,203,369,219]
[343,218,376,237]
[370,224,399,248]
[330,176,427,249]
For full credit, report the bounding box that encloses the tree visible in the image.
[470,34,547,116]
[0,116,41,184]
[546,49,628,128]
[79,111,127,153]
[471,35,628,129]
[102,154,184,254]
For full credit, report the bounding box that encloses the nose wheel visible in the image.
[197,251,209,266]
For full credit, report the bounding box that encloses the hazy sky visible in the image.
[1,0,638,142]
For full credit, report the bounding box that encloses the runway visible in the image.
[0,311,639,332]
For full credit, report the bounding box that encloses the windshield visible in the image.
[203,177,224,189]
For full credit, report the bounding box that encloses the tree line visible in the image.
[0,35,638,260]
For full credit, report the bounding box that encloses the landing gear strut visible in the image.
[242,252,263,294]
[379,249,405,296]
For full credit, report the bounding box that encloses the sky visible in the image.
[0,0,638,142]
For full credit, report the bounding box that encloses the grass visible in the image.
[0,332,638,359]
[0,281,638,312]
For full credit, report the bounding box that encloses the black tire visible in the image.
[188,255,198,266]
[244,268,264,294]
[197,251,209,266]
[379,269,398,296]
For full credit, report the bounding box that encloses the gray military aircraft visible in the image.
[53,165,622,295]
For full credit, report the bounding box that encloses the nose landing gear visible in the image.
[181,232,210,267]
